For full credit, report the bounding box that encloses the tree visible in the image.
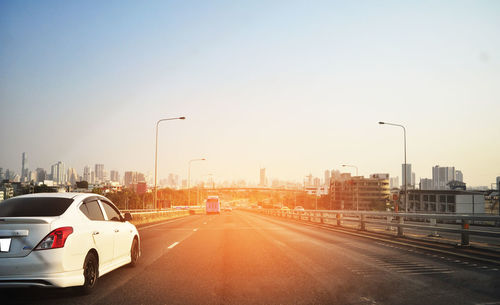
[76,181,89,189]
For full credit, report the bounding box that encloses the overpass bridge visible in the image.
[3,210,499,305]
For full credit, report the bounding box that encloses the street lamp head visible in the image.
[179,117,186,120]
[201,158,206,161]
[341,164,347,167]
[378,121,385,125]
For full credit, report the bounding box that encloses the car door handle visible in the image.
[92,231,99,235]
[114,229,119,233]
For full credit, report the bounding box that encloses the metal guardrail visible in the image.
[255,209,500,247]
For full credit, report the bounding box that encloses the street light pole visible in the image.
[188,158,206,206]
[154,116,185,210]
[379,121,407,212]
[342,164,359,211]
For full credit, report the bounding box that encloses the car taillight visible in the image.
[35,227,73,250]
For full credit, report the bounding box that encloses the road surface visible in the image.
[3,211,500,305]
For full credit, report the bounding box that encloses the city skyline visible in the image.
[1,1,499,186]
[2,151,496,191]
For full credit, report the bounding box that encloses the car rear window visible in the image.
[0,197,73,217]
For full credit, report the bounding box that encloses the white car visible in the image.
[0,193,140,293]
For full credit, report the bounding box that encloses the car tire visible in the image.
[77,252,98,295]
[128,238,139,267]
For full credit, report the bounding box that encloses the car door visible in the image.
[99,200,131,262]
[79,200,115,267]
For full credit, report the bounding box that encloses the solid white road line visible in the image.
[168,242,179,249]
[193,228,198,231]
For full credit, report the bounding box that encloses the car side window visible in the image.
[101,201,121,222]
[80,200,105,221]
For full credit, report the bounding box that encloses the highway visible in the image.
[3,210,500,305]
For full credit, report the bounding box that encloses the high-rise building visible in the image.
[95,164,104,183]
[324,170,331,186]
[432,165,455,190]
[29,170,36,182]
[259,168,267,187]
[67,168,78,185]
[137,172,146,182]
[4,169,11,180]
[330,173,390,210]
[167,173,179,188]
[35,168,46,183]
[110,170,119,182]
[420,178,433,190]
[124,171,137,187]
[389,177,399,189]
[51,161,66,185]
[0,168,4,180]
[83,166,91,182]
[21,152,28,182]
[455,170,463,182]
[401,164,412,189]
[306,174,313,187]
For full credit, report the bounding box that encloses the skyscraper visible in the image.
[324,170,331,186]
[432,165,455,190]
[83,166,91,182]
[51,161,66,185]
[124,171,137,187]
[67,168,78,185]
[420,178,433,190]
[21,152,28,182]
[259,168,266,187]
[389,177,399,189]
[110,170,119,182]
[455,170,463,182]
[35,168,46,183]
[95,164,104,183]
[401,164,412,189]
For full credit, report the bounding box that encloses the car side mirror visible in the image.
[123,212,132,222]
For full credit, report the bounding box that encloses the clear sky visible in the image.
[1,0,499,186]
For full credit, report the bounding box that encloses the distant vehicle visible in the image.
[257,206,263,209]
[224,206,232,212]
[0,193,140,294]
[206,196,221,214]
[281,206,290,210]
[294,206,305,211]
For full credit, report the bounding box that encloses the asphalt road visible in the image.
[3,211,500,305]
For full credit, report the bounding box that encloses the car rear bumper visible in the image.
[0,269,84,288]
[0,249,84,288]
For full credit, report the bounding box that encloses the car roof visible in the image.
[9,192,102,200]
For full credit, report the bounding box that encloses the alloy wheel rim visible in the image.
[85,259,96,286]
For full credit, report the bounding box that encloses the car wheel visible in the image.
[77,252,98,295]
[128,238,139,267]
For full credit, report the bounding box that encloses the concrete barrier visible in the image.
[124,209,204,226]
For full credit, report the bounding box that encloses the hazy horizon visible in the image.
[1,1,499,186]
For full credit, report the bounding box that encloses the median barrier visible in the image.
[122,208,204,226]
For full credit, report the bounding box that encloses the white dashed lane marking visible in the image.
[168,242,179,249]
